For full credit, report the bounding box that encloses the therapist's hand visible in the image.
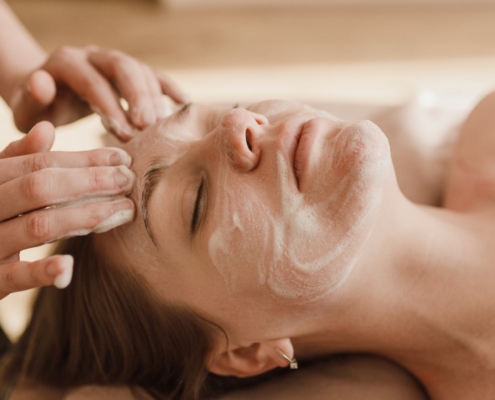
[9,45,189,141]
[0,121,136,299]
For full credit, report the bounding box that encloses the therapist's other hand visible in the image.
[0,121,136,298]
[9,46,189,141]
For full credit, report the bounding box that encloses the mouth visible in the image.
[277,116,340,192]
[293,119,324,191]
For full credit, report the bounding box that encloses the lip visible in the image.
[293,119,321,191]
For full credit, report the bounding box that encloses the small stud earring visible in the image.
[275,348,298,369]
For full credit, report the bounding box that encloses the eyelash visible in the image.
[190,107,236,235]
[191,179,205,234]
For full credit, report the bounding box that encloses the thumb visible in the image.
[10,70,57,133]
[0,121,56,159]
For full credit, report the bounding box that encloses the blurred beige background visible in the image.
[2,0,495,339]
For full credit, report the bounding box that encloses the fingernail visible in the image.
[93,199,135,234]
[141,108,156,126]
[47,261,59,277]
[109,148,132,167]
[103,116,121,133]
[54,255,74,289]
[114,170,129,187]
[101,116,134,140]
[120,124,134,140]
[114,165,135,189]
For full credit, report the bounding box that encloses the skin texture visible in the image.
[96,95,495,400]
[101,101,394,362]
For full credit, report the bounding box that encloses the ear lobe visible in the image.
[207,338,294,378]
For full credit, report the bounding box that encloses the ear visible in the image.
[206,338,294,378]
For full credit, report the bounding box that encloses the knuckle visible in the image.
[109,51,128,68]
[2,141,17,156]
[27,153,53,172]
[3,263,19,292]
[85,151,102,166]
[23,172,50,203]
[87,209,104,227]
[85,44,100,52]
[88,167,109,191]
[54,45,75,59]
[26,213,52,242]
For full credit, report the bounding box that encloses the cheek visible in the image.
[267,123,392,303]
[207,121,392,304]
[207,180,272,294]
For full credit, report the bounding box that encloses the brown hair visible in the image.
[0,234,220,400]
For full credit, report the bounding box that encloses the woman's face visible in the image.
[101,100,392,339]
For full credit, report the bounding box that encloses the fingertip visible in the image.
[165,87,190,105]
[181,94,192,105]
[99,113,135,142]
[171,90,191,105]
[53,255,74,289]
[130,106,157,129]
[107,147,133,167]
[29,70,56,106]
[27,121,56,152]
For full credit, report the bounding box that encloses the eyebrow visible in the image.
[140,104,193,246]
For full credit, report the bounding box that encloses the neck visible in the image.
[292,199,495,395]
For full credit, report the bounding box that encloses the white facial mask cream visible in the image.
[208,116,391,303]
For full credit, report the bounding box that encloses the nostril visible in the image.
[246,129,253,151]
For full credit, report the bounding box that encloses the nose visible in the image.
[217,108,268,172]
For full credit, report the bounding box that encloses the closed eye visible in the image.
[191,179,204,234]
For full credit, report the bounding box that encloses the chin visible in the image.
[263,121,392,304]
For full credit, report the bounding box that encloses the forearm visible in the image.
[0,0,46,105]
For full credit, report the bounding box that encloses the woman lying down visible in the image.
[2,92,495,400]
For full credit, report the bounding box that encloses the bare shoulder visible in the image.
[216,355,426,400]
[444,90,495,212]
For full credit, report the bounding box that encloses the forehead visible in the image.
[97,99,333,284]
[114,99,313,230]
[124,100,308,171]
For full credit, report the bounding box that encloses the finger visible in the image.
[0,197,134,259]
[9,71,58,133]
[0,121,55,159]
[44,50,133,140]
[88,50,157,129]
[155,70,190,105]
[28,70,57,107]
[0,147,132,185]
[142,63,170,120]
[0,255,73,298]
[0,165,135,222]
